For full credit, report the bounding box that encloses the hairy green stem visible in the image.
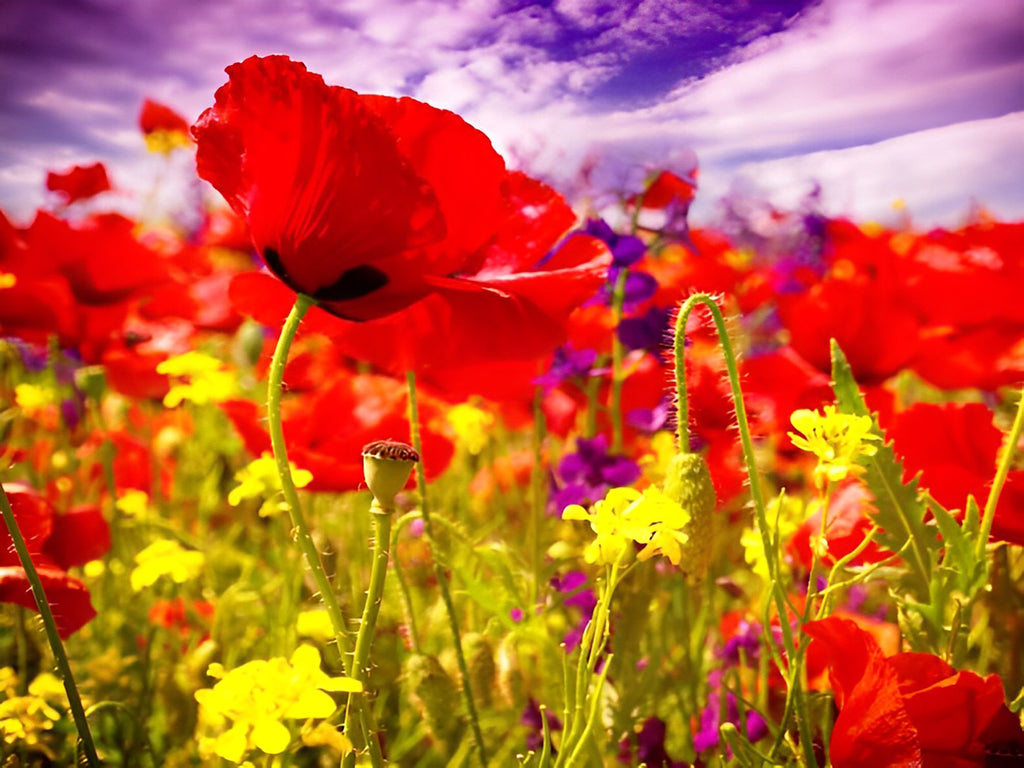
[672,293,816,767]
[342,500,393,767]
[405,370,488,766]
[390,511,423,654]
[0,484,101,768]
[267,294,353,670]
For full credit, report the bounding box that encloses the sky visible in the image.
[1,0,1023,229]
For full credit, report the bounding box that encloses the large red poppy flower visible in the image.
[804,616,1024,768]
[1,483,108,638]
[194,54,534,322]
[229,170,610,375]
[45,162,112,204]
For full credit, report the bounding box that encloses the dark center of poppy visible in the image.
[312,264,389,302]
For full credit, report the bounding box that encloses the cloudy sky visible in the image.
[2,0,1022,228]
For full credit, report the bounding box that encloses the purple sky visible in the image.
[2,0,1023,228]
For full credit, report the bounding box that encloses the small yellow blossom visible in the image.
[15,383,56,416]
[228,453,313,517]
[0,672,67,753]
[742,494,805,582]
[117,489,151,518]
[788,405,880,488]
[195,645,361,763]
[296,609,335,644]
[639,431,677,483]
[447,403,494,455]
[131,539,205,591]
[157,351,236,408]
[563,486,691,566]
[0,271,16,289]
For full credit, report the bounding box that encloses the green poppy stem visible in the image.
[266,294,354,669]
[405,370,488,766]
[342,499,393,766]
[0,484,101,768]
[979,385,1024,557]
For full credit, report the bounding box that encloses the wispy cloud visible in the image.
[0,0,1020,227]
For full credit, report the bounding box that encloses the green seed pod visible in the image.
[462,632,496,709]
[403,653,464,750]
[362,439,418,508]
[663,451,716,584]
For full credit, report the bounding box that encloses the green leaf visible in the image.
[934,496,987,597]
[829,339,938,600]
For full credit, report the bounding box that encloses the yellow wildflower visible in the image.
[117,489,151,518]
[195,645,361,763]
[563,486,691,566]
[0,672,66,753]
[130,539,204,591]
[228,453,313,517]
[447,403,494,455]
[742,493,804,582]
[15,383,55,417]
[0,271,16,289]
[296,609,334,644]
[788,405,879,488]
[157,351,236,408]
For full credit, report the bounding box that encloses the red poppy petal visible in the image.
[43,505,111,570]
[193,55,445,302]
[804,617,922,768]
[0,565,97,639]
[1,483,54,561]
[362,94,508,276]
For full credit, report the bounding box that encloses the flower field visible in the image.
[1,56,1023,767]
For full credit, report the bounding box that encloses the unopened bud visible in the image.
[663,451,716,584]
[362,439,418,507]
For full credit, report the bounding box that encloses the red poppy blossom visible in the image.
[0,483,107,638]
[221,372,455,493]
[196,55,608,324]
[139,98,192,153]
[885,402,1024,545]
[804,616,1024,767]
[45,162,112,204]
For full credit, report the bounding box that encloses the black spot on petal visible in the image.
[313,265,389,302]
[262,247,290,281]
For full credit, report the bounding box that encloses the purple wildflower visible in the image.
[534,345,599,389]
[551,571,597,652]
[549,434,641,513]
[583,218,646,268]
[618,717,689,767]
[618,305,672,354]
[693,670,768,753]
[521,698,562,753]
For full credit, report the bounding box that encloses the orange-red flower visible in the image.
[0,483,108,638]
[195,55,608,325]
[45,162,112,204]
[804,616,1024,767]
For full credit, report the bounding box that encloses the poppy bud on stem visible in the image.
[671,293,816,768]
[341,441,417,763]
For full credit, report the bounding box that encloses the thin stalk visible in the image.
[390,511,423,653]
[609,268,628,452]
[0,485,101,768]
[342,500,393,768]
[266,294,353,670]
[672,294,816,767]
[980,386,1024,557]
[405,370,488,766]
